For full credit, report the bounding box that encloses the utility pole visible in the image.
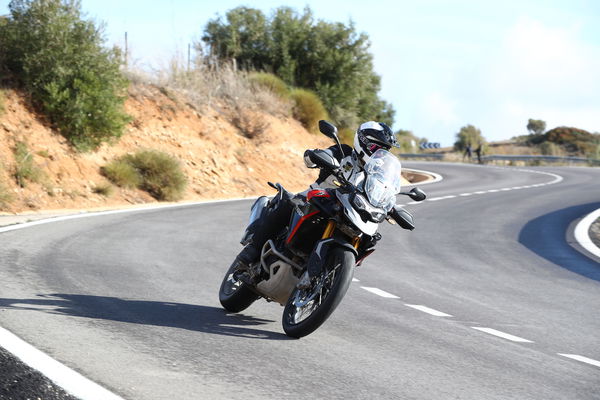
[124,32,128,68]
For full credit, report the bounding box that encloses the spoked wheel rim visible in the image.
[222,270,243,296]
[287,262,340,325]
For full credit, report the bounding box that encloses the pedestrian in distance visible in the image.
[463,144,472,161]
[474,144,483,164]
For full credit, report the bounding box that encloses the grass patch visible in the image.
[0,180,13,209]
[102,150,187,201]
[13,141,44,187]
[0,89,5,116]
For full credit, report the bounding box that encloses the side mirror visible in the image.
[309,149,340,171]
[389,206,415,230]
[408,187,426,202]
[319,120,339,140]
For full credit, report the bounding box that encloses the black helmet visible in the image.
[354,121,398,163]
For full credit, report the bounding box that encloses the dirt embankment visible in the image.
[1,86,414,215]
[0,86,334,214]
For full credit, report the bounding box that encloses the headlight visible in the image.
[352,194,386,223]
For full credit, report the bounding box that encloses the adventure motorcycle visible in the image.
[218,121,426,338]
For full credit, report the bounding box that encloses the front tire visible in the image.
[219,261,259,312]
[282,248,354,338]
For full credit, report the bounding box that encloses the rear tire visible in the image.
[282,248,354,338]
[219,261,259,312]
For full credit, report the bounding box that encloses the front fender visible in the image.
[307,238,357,277]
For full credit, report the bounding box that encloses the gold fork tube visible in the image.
[321,220,336,239]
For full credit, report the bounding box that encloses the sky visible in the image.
[1,0,599,146]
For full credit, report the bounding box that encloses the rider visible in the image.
[235,121,399,280]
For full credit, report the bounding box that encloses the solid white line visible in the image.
[402,168,444,186]
[471,327,534,343]
[558,354,600,368]
[0,327,123,400]
[404,304,452,317]
[573,208,600,259]
[361,287,400,299]
[0,197,253,234]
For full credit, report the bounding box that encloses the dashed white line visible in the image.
[474,191,487,194]
[558,354,600,368]
[361,287,400,299]
[404,304,452,317]
[487,189,499,193]
[471,327,534,343]
[352,278,360,282]
[459,193,473,197]
[0,327,123,400]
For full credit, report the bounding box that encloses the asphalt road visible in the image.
[0,162,599,400]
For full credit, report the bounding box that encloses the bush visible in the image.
[0,0,130,151]
[248,72,290,99]
[289,88,328,133]
[100,160,140,188]
[103,150,187,201]
[13,141,44,187]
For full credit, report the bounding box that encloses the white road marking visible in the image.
[361,287,400,299]
[487,189,499,193]
[558,354,600,368]
[471,327,534,343]
[0,327,123,400]
[352,278,360,282]
[459,193,473,197]
[474,191,487,194]
[500,188,512,191]
[404,304,452,317]
[573,208,600,259]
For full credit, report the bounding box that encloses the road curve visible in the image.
[0,162,599,400]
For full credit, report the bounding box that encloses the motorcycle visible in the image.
[218,120,426,338]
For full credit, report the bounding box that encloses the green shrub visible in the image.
[100,160,140,188]
[0,0,130,151]
[103,150,187,201]
[13,141,43,187]
[248,72,290,99]
[289,88,329,133]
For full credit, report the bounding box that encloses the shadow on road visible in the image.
[519,202,600,281]
[0,294,291,340]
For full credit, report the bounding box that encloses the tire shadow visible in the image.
[518,202,600,281]
[0,293,291,340]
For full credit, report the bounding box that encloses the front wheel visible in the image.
[282,248,355,338]
[219,261,259,312]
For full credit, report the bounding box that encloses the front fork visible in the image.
[321,220,361,250]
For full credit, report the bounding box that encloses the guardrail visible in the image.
[398,153,600,166]
[398,153,444,160]
[482,155,600,165]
